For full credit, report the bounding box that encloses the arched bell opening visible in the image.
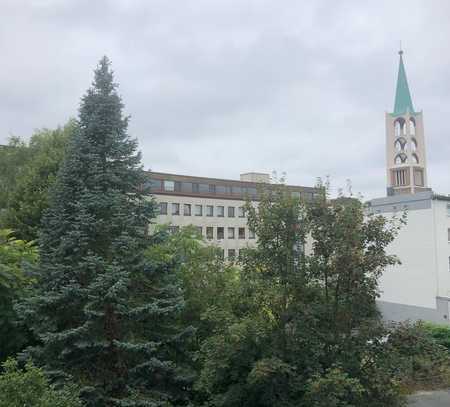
[394,137,407,152]
[409,117,416,136]
[394,153,408,165]
[394,117,406,137]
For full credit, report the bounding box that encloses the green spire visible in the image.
[393,50,415,116]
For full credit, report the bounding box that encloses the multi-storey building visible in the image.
[146,171,318,259]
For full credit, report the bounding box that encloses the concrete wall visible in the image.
[378,203,437,309]
[369,193,450,323]
[152,193,256,256]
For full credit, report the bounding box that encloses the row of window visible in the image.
[216,248,244,260]
[150,179,258,197]
[148,179,316,201]
[159,202,246,218]
[168,225,255,240]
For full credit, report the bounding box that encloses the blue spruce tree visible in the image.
[20,57,191,406]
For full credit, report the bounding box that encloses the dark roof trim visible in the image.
[433,194,450,202]
[146,171,317,192]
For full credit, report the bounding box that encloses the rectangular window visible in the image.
[448,228,450,242]
[249,229,256,239]
[181,182,193,193]
[159,202,168,215]
[238,227,245,239]
[168,226,179,234]
[194,204,203,216]
[206,205,214,217]
[171,203,180,215]
[238,206,245,218]
[164,180,175,191]
[393,169,409,187]
[228,227,235,239]
[217,227,224,240]
[447,204,450,217]
[228,206,235,217]
[209,184,216,194]
[184,204,191,216]
[199,183,209,193]
[216,185,227,194]
[206,227,214,240]
[149,179,162,191]
[247,187,257,198]
[217,206,224,217]
[232,186,242,196]
[228,249,236,260]
[196,226,202,236]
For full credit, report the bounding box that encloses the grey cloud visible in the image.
[1,0,449,199]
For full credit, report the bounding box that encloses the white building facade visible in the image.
[147,171,317,260]
[369,193,450,323]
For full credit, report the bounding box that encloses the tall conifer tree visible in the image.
[21,57,189,406]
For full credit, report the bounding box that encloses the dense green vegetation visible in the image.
[1,57,449,406]
[0,230,37,361]
[0,122,75,241]
[0,358,82,407]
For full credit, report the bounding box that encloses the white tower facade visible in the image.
[386,51,429,196]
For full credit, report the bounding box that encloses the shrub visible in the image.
[387,322,450,392]
[422,322,450,352]
[303,368,364,407]
[0,358,82,407]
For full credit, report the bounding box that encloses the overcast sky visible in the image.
[1,0,449,199]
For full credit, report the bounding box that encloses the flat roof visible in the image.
[146,171,318,201]
[147,171,316,191]
[368,190,450,207]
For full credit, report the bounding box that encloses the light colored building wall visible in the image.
[434,199,450,299]
[369,192,450,322]
[378,204,436,309]
[152,193,257,257]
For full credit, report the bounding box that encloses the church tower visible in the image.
[386,50,428,196]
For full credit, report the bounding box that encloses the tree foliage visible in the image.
[0,229,37,361]
[0,358,82,407]
[19,57,190,406]
[0,137,30,213]
[1,122,74,241]
[194,183,407,406]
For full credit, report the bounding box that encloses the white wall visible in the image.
[378,199,450,310]
[152,193,256,256]
[434,199,450,298]
[379,205,437,309]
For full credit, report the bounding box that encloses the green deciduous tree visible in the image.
[0,358,82,407]
[0,229,37,362]
[20,57,190,406]
[303,368,365,407]
[195,183,406,406]
[0,138,29,213]
[2,122,75,241]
